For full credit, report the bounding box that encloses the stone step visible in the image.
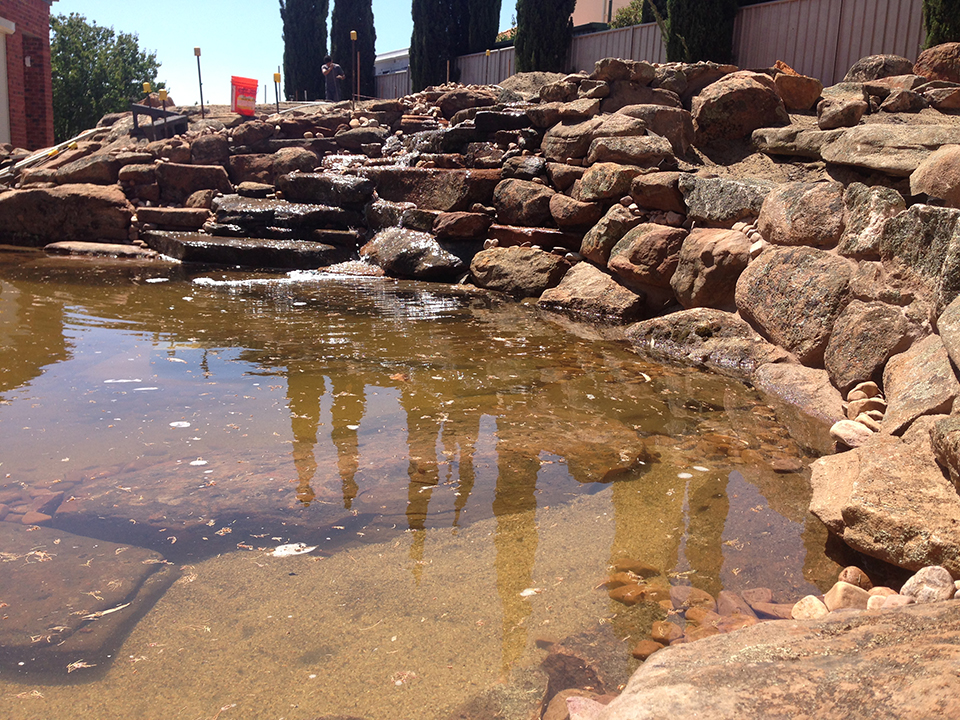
[136,206,212,230]
[213,194,363,231]
[142,230,355,269]
[489,224,583,252]
[44,241,159,259]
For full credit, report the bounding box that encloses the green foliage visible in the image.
[611,0,667,27]
[279,0,329,101]
[923,0,960,47]
[50,13,162,142]
[410,0,500,93]
[331,0,377,99]
[665,0,739,63]
[515,0,577,72]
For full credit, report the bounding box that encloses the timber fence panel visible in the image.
[568,23,666,73]
[833,0,924,83]
[375,71,411,99]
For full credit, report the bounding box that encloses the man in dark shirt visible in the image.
[322,55,345,102]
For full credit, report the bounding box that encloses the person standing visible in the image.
[322,55,345,102]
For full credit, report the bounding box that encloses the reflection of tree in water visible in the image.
[0,279,70,395]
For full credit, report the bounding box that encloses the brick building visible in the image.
[1,0,56,150]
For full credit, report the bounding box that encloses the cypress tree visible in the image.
[330,0,377,99]
[279,0,328,101]
[467,0,502,54]
[515,0,577,72]
[410,0,451,91]
[665,0,739,63]
[923,0,960,47]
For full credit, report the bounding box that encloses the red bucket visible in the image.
[231,76,258,116]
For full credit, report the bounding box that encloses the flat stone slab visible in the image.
[820,124,960,176]
[137,207,211,229]
[142,230,354,269]
[0,523,176,672]
[44,241,158,259]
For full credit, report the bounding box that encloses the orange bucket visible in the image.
[231,76,258,116]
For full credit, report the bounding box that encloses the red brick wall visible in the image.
[1,0,54,150]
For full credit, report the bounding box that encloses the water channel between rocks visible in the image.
[0,253,843,719]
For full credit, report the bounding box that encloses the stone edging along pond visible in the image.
[4,44,960,717]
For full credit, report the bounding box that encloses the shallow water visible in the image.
[0,252,841,719]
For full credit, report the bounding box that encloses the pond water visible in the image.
[0,252,842,719]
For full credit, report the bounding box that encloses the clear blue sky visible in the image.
[55,1,517,105]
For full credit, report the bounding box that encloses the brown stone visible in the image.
[0,184,133,245]
[631,640,664,660]
[549,194,603,229]
[670,586,717,611]
[607,223,686,290]
[823,581,870,611]
[360,167,501,212]
[580,204,644,265]
[469,246,571,299]
[650,621,683,644]
[792,595,829,620]
[692,71,789,145]
[538,262,646,322]
[910,145,960,208]
[609,584,646,606]
[914,42,960,83]
[757,181,845,248]
[579,163,643,203]
[630,172,685,213]
[433,211,493,240]
[670,228,751,311]
[883,335,960,435]
[775,73,823,110]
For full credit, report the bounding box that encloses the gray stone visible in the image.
[820,125,960,177]
[817,98,868,130]
[844,54,915,82]
[736,246,854,367]
[838,183,906,259]
[901,566,957,604]
[360,227,465,281]
[823,300,912,394]
[678,175,776,227]
[882,335,960,435]
[142,230,355,269]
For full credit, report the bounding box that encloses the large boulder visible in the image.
[580,204,645,265]
[360,167,501,211]
[597,601,960,720]
[757,181,845,248]
[277,172,376,207]
[492,178,555,226]
[882,334,960,435]
[820,125,960,176]
[538,262,646,322]
[810,417,960,574]
[579,162,642,202]
[774,73,823,111]
[837,183,906,259]
[53,154,121,185]
[436,87,497,119]
[692,72,788,145]
[670,228,751,311]
[625,308,789,379]
[360,227,465,281]
[914,42,960,83]
[600,81,681,114]
[0,184,133,245]
[736,246,853,366]
[607,223,687,289]
[679,175,776,227]
[616,105,695,155]
[586,135,674,167]
[823,300,913,395]
[930,416,960,491]
[469,246,571,298]
[910,145,960,208]
[156,162,233,203]
[549,194,603,229]
[541,117,605,162]
[190,134,230,165]
[844,54,915,81]
[631,172,685,213]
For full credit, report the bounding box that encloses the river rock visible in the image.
[624,308,789,379]
[882,334,959,435]
[277,172,376,207]
[820,125,960,176]
[0,522,176,671]
[469,246,571,298]
[670,228,751,311]
[493,179,555,226]
[838,183,906,259]
[678,175,776,227]
[823,581,870,610]
[810,416,960,574]
[752,363,845,455]
[617,105,695,155]
[791,595,829,620]
[157,162,233,203]
[691,71,788,145]
[910,145,960,207]
[580,204,645,265]
[823,300,912,394]
[542,117,606,161]
[597,601,960,720]
[845,54,915,81]
[0,184,133,245]
[830,419,876,448]
[900,566,956,603]
[757,181,845,248]
[736,245,853,366]
[607,223,687,289]
[579,163,643,202]
[914,42,960,83]
[538,262,645,322]
[361,167,501,212]
[361,227,465,281]
[586,135,674,167]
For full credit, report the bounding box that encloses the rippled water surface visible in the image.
[0,252,841,719]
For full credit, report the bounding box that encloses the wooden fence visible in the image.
[375,0,924,99]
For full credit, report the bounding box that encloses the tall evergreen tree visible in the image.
[279,0,329,101]
[331,0,377,100]
[665,0,739,63]
[515,0,577,72]
[466,0,502,54]
[410,0,452,91]
[923,0,960,47]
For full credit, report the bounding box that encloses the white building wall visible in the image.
[0,17,14,146]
